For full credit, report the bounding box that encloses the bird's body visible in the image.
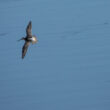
[19,21,37,59]
[26,36,37,44]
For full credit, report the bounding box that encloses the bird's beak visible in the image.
[18,38,23,41]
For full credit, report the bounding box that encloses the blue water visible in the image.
[0,0,110,110]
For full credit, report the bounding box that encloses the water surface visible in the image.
[0,0,110,110]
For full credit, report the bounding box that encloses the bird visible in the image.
[18,21,37,59]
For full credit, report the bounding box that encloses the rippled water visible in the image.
[0,0,110,110]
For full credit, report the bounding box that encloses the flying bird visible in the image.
[18,21,37,59]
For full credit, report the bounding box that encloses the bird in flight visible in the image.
[18,21,37,59]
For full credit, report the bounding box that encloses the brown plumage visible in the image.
[19,21,37,59]
[26,21,32,37]
[22,41,30,59]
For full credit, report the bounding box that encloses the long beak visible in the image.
[18,38,23,41]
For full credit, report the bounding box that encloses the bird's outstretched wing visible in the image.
[22,41,30,59]
[26,21,32,37]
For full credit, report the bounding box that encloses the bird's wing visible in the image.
[22,41,30,59]
[26,21,32,37]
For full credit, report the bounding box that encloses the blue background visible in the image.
[0,0,110,110]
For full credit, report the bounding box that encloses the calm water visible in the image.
[0,0,110,110]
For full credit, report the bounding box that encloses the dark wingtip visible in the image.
[29,20,32,24]
[22,56,24,59]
